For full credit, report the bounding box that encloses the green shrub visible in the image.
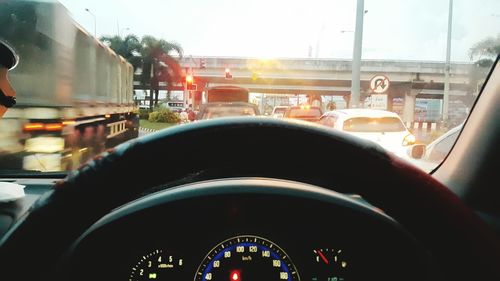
[148,108,180,123]
[139,109,150,119]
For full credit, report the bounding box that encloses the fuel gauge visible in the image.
[312,248,348,281]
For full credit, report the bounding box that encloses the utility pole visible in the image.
[350,0,365,108]
[443,0,453,121]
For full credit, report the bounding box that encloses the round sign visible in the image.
[370,75,390,94]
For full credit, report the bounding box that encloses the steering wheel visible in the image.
[0,118,499,280]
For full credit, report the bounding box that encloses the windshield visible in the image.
[343,117,406,132]
[0,0,498,173]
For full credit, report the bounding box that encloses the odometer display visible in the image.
[195,235,300,281]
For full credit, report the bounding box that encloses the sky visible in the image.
[58,0,500,62]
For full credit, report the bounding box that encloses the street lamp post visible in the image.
[350,0,365,108]
[85,8,96,38]
[443,0,453,121]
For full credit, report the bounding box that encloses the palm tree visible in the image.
[100,34,143,70]
[100,34,183,109]
[140,35,183,108]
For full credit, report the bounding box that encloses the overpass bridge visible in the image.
[134,56,480,122]
[180,57,474,97]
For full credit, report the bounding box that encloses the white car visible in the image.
[405,124,462,172]
[319,109,416,157]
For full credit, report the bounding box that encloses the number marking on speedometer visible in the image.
[195,235,300,281]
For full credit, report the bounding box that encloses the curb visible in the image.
[139,127,158,133]
[405,121,440,131]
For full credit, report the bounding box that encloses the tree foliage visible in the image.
[100,34,184,109]
[468,34,500,67]
[464,34,500,107]
[148,108,180,123]
[100,34,143,70]
[139,35,183,107]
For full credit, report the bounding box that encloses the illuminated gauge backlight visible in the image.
[312,248,348,281]
[129,249,183,280]
[195,235,300,281]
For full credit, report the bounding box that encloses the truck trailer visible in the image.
[0,0,139,171]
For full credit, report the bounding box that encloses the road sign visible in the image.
[370,75,390,94]
[369,94,388,110]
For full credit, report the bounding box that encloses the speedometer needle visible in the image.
[316,249,329,264]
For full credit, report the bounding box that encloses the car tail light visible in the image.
[403,133,416,146]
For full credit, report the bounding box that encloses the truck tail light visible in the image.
[23,122,64,132]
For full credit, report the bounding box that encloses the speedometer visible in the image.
[195,235,300,281]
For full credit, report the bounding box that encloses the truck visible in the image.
[0,0,139,172]
[196,85,260,120]
[205,85,250,103]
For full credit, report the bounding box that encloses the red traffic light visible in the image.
[185,74,197,90]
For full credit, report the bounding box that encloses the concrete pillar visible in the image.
[308,93,322,107]
[402,90,419,123]
[343,95,351,109]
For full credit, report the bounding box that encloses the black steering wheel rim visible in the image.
[0,117,499,280]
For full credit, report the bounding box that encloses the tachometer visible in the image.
[195,235,300,281]
[129,249,184,280]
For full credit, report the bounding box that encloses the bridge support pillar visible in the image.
[343,95,351,108]
[402,90,420,123]
[308,94,322,107]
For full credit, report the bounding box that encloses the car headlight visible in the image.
[403,133,416,146]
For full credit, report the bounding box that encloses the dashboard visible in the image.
[63,179,431,281]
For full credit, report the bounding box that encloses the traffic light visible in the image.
[200,59,206,69]
[225,68,232,79]
[185,74,197,90]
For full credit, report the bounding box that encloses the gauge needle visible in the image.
[316,249,329,264]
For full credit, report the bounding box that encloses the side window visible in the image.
[428,131,460,162]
